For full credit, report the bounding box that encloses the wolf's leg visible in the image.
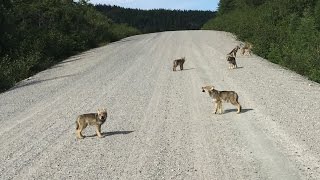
[95,125,103,138]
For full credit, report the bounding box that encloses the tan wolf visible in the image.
[202,85,241,114]
[76,109,108,139]
[241,42,253,56]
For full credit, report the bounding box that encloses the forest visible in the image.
[0,0,140,92]
[95,5,216,33]
[203,0,320,83]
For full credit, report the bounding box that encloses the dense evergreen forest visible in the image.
[95,5,216,33]
[0,0,140,92]
[203,0,320,83]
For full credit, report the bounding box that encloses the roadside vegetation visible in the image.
[203,0,320,83]
[0,0,140,92]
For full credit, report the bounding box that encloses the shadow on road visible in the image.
[103,131,134,136]
[85,131,134,138]
[181,68,196,71]
[224,108,253,114]
[8,74,76,92]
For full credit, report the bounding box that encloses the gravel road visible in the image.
[1,30,320,180]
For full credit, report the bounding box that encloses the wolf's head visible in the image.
[97,108,107,121]
[202,85,214,93]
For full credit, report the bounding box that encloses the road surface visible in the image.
[1,30,320,179]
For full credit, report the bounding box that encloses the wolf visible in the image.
[241,42,253,56]
[227,55,237,69]
[202,86,241,114]
[76,109,108,139]
[173,57,186,71]
[227,45,240,57]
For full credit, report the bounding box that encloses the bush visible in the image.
[109,23,140,41]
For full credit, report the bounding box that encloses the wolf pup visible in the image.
[173,57,186,71]
[227,45,240,57]
[76,109,107,139]
[227,55,237,69]
[202,85,241,114]
[241,42,253,56]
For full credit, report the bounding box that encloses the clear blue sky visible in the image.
[89,0,219,11]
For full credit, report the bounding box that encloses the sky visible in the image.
[89,0,219,11]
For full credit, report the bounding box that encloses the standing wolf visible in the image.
[227,45,240,57]
[227,55,238,69]
[76,109,108,139]
[241,42,253,56]
[173,57,186,71]
[202,85,241,114]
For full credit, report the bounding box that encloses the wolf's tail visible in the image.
[234,92,239,101]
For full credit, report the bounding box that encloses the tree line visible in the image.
[203,0,320,83]
[0,0,140,92]
[95,5,216,33]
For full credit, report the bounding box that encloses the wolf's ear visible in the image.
[210,86,214,91]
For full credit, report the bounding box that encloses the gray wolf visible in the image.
[202,86,241,114]
[76,109,108,139]
[173,57,186,71]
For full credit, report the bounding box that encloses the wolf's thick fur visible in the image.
[227,45,240,57]
[173,57,185,71]
[76,109,107,139]
[227,55,237,69]
[202,86,241,114]
[241,42,253,56]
